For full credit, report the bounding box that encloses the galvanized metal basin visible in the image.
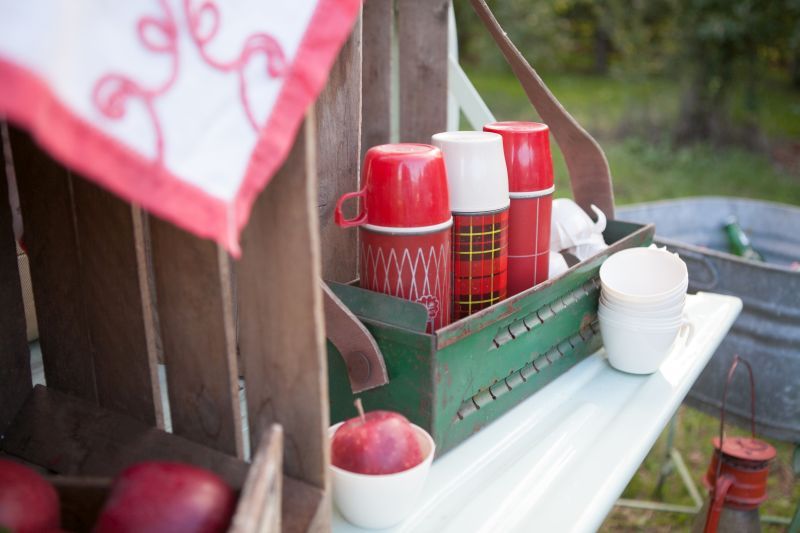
[618,197,800,443]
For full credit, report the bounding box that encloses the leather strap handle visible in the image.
[469,0,615,219]
[321,281,389,393]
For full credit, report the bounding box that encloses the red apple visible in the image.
[331,400,424,475]
[94,462,235,533]
[0,459,60,533]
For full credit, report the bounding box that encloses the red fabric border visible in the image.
[0,0,361,256]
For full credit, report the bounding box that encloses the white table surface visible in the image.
[332,292,742,533]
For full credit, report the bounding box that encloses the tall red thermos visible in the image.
[432,131,510,320]
[484,122,554,296]
[335,144,452,332]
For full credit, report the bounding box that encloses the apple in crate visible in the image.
[0,459,60,533]
[94,462,235,533]
[331,399,424,475]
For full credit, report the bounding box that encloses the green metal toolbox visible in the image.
[327,219,654,456]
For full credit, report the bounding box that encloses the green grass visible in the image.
[601,406,800,532]
[463,66,800,530]
[465,69,800,207]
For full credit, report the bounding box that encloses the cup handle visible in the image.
[335,189,368,228]
[590,204,607,233]
[677,315,694,347]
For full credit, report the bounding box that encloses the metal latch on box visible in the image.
[321,281,389,393]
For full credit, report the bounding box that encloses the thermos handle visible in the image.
[335,189,368,228]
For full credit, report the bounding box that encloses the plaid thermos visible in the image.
[484,122,554,296]
[432,132,510,320]
[335,144,452,332]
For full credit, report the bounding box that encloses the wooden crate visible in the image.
[0,115,329,530]
[0,2,456,530]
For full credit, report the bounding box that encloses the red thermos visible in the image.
[335,144,452,332]
[484,122,554,296]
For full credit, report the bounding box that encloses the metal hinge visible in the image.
[456,321,600,421]
[491,278,600,350]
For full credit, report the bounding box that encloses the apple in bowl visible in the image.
[331,403,424,475]
[329,400,435,529]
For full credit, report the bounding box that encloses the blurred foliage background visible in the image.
[453,1,800,530]
[453,0,800,206]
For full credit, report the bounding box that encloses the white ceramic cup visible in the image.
[600,247,688,303]
[598,301,683,328]
[600,314,693,374]
[329,422,435,529]
[599,293,686,318]
[431,131,510,213]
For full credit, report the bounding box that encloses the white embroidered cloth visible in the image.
[0,0,360,254]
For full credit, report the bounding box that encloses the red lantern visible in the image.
[693,356,776,533]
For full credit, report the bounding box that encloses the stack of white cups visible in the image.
[598,246,692,374]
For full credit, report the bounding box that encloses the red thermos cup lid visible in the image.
[335,143,451,230]
[484,122,554,193]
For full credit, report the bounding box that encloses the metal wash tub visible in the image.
[618,197,800,443]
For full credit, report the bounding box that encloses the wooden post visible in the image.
[316,11,363,284]
[0,127,31,432]
[361,0,393,157]
[237,117,329,503]
[397,0,450,143]
[9,128,98,404]
[149,218,244,457]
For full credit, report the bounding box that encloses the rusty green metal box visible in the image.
[327,220,654,456]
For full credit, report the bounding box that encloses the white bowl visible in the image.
[600,248,688,303]
[329,422,435,529]
[600,314,692,374]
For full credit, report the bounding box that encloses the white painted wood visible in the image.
[448,56,496,130]
[332,292,742,533]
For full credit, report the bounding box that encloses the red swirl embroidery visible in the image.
[183,0,287,131]
[92,0,179,162]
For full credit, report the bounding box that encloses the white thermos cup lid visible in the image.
[431,131,510,214]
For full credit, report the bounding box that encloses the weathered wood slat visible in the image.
[230,425,283,533]
[8,127,97,403]
[0,130,31,433]
[360,0,392,155]
[238,118,330,496]
[149,218,243,457]
[317,12,362,283]
[397,0,450,143]
[51,476,112,533]
[70,179,162,426]
[1,385,248,487]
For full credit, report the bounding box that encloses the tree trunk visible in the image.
[593,27,612,75]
